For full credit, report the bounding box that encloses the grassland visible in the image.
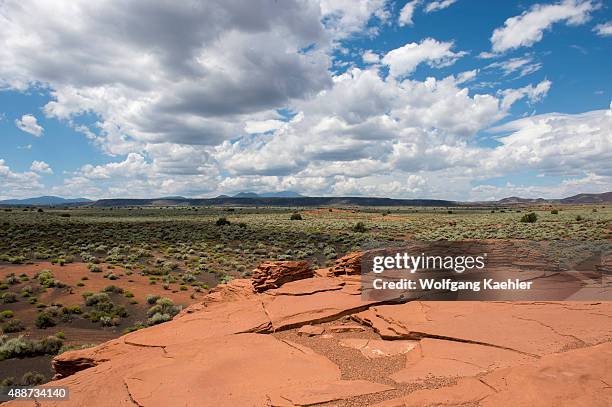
[0,203,609,386]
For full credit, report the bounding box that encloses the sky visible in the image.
[0,0,611,201]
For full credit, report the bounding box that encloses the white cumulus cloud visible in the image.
[382,38,466,77]
[30,160,53,174]
[15,114,43,137]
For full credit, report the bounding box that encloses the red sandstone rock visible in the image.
[326,323,366,333]
[330,251,363,275]
[251,260,313,292]
[297,324,325,336]
[389,338,534,382]
[353,301,612,356]
[375,342,612,407]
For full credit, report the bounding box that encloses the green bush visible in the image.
[520,213,538,223]
[35,312,56,329]
[146,294,160,305]
[550,209,558,214]
[2,319,24,333]
[103,285,123,294]
[85,292,110,306]
[0,292,18,304]
[36,270,56,287]
[352,222,367,233]
[290,212,302,220]
[0,310,14,319]
[88,264,102,273]
[0,335,63,360]
[21,371,45,386]
[146,298,181,326]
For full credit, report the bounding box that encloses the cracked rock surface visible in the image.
[9,252,611,407]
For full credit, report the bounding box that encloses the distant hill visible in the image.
[259,191,304,198]
[559,192,612,204]
[156,196,187,200]
[233,192,260,198]
[497,197,548,205]
[0,196,92,206]
[232,191,305,198]
[496,192,612,205]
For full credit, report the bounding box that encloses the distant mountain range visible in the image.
[0,196,92,206]
[231,191,305,198]
[0,192,609,207]
[495,192,612,205]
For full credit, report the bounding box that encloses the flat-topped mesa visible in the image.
[330,251,363,276]
[251,260,313,292]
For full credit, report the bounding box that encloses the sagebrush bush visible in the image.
[146,297,181,326]
[0,335,63,360]
[2,319,24,333]
[35,311,56,329]
[520,213,538,223]
[21,371,45,386]
[352,222,367,233]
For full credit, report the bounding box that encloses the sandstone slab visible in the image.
[252,260,313,292]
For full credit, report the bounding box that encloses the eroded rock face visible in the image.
[251,260,313,292]
[12,248,612,407]
[330,251,363,275]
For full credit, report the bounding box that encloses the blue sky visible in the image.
[0,0,610,200]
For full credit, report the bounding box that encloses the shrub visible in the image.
[146,298,181,326]
[0,310,14,319]
[215,217,231,226]
[352,222,367,233]
[576,215,583,221]
[550,209,559,214]
[36,270,56,287]
[88,264,102,273]
[146,294,160,305]
[0,335,63,360]
[35,312,56,329]
[103,285,123,294]
[21,371,45,386]
[290,212,302,220]
[2,319,24,333]
[147,312,172,325]
[55,332,66,339]
[5,274,19,285]
[520,213,538,223]
[0,292,18,304]
[85,292,111,306]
